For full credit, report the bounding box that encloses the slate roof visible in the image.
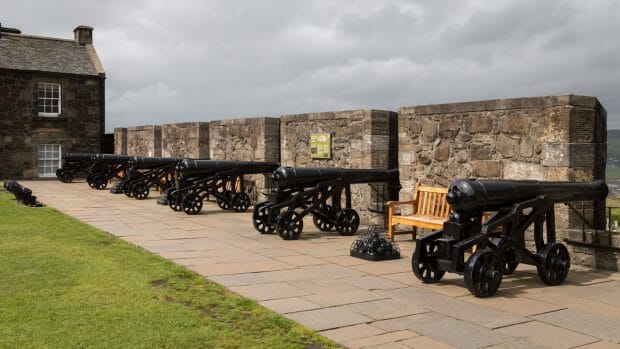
[0,33,102,76]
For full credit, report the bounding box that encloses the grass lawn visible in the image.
[0,192,340,349]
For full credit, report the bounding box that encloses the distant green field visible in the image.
[606,167,620,179]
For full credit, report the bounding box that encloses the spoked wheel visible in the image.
[87,174,95,188]
[231,192,251,212]
[132,182,150,200]
[92,176,108,190]
[464,250,503,298]
[537,242,570,286]
[123,182,134,197]
[501,248,519,275]
[312,205,335,231]
[216,195,231,210]
[167,190,183,212]
[412,239,446,283]
[58,170,74,183]
[253,202,274,234]
[335,208,360,236]
[276,210,303,240]
[182,193,203,215]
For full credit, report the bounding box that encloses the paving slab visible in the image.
[399,335,457,349]
[285,306,373,331]
[320,324,385,343]
[343,330,419,349]
[303,289,388,307]
[495,321,598,348]
[228,282,310,301]
[344,299,428,320]
[532,309,620,343]
[408,317,515,349]
[259,297,321,314]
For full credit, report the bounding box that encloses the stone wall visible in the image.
[209,117,280,201]
[161,122,209,159]
[114,128,127,155]
[280,109,398,224]
[127,125,162,157]
[0,70,104,179]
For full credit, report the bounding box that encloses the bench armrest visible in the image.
[386,200,417,208]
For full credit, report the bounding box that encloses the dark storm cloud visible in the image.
[2,0,619,131]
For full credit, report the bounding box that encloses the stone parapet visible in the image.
[126,125,162,157]
[161,122,209,159]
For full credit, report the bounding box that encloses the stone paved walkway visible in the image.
[19,181,620,349]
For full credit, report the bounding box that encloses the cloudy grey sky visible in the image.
[2,0,619,132]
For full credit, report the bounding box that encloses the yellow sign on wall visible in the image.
[310,133,331,159]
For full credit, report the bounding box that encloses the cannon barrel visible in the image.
[446,179,608,213]
[272,167,399,189]
[128,156,182,168]
[91,154,133,163]
[62,153,96,162]
[177,159,279,177]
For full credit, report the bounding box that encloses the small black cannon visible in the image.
[253,167,399,240]
[56,153,96,183]
[3,180,40,206]
[122,156,182,199]
[86,154,133,190]
[412,179,608,297]
[168,159,280,215]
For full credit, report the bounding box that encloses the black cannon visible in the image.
[252,167,400,240]
[123,156,182,199]
[86,154,133,190]
[3,180,40,206]
[56,153,96,183]
[412,179,608,297]
[168,159,280,215]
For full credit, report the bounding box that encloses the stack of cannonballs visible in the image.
[3,180,42,207]
[350,225,400,261]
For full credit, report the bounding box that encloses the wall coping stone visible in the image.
[399,95,599,115]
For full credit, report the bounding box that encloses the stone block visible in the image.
[542,143,570,167]
[470,144,492,160]
[464,114,492,133]
[497,134,519,158]
[500,114,530,135]
[438,118,459,139]
[502,161,545,180]
[473,160,501,178]
[434,142,450,161]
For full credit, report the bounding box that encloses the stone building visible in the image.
[0,24,105,179]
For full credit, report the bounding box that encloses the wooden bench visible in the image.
[386,183,450,241]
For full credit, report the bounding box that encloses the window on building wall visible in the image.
[37,83,61,116]
[37,144,61,177]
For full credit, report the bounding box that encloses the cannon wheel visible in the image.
[277,210,303,240]
[253,202,274,234]
[167,190,183,212]
[335,208,360,236]
[58,170,74,183]
[87,174,96,188]
[92,175,108,190]
[464,249,503,298]
[216,196,231,210]
[231,192,251,212]
[123,182,134,197]
[312,205,335,232]
[537,242,570,286]
[133,182,150,200]
[182,193,203,215]
[412,239,445,283]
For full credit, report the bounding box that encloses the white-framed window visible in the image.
[37,82,61,116]
[37,144,62,177]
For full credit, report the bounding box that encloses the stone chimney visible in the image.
[73,25,93,45]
